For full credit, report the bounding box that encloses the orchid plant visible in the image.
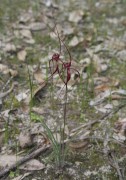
[42,24,80,167]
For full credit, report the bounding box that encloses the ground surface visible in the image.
[0,0,126,179]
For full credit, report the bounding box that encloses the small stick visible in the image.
[0,144,50,178]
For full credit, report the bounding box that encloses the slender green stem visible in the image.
[62,84,68,166]
[27,65,33,122]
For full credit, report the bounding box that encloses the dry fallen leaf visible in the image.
[19,130,33,148]
[106,38,125,51]
[69,140,89,150]
[34,68,45,84]
[4,69,18,76]
[20,159,45,170]
[0,155,22,167]
[20,29,32,39]
[69,130,90,151]
[90,90,112,106]
[0,155,45,170]
[117,50,126,61]
[17,49,27,61]
[0,64,8,73]
[113,118,126,142]
[24,38,35,44]
[94,77,119,94]
[0,64,18,76]
[29,22,46,31]
[69,10,84,23]
[68,36,79,47]
[90,89,126,106]
[63,26,74,35]
[87,50,108,73]
[96,103,113,113]
[114,118,126,136]
[69,36,84,47]
[95,84,110,94]
[32,107,45,115]
[1,109,16,118]
[30,123,45,135]
[4,43,16,53]
[9,69,18,77]
[23,82,48,105]
[80,58,91,65]
[32,83,48,101]
[15,92,28,102]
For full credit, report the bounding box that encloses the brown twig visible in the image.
[0,144,51,178]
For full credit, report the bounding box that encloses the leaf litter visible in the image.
[0,0,126,179]
[0,155,45,171]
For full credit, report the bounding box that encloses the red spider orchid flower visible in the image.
[59,61,80,85]
[40,52,63,86]
[41,27,64,84]
[53,26,80,85]
[49,53,63,77]
[47,25,64,80]
[41,24,80,86]
[45,24,73,82]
